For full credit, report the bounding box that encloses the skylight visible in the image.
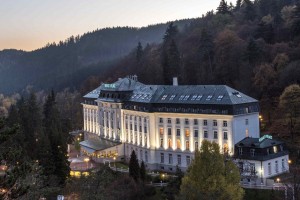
[206,95,213,101]
[191,95,197,100]
[161,95,168,100]
[169,95,176,100]
[183,95,190,100]
[179,95,185,101]
[196,95,203,100]
[217,95,224,101]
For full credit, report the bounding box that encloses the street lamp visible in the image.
[113,157,116,171]
[277,178,280,184]
[84,158,90,170]
[162,174,165,183]
[288,160,292,164]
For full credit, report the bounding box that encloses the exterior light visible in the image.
[277,178,280,183]
[79,133,82,136]
[288,160,292,164]
[84,158,90,170]
[77,138,80,141]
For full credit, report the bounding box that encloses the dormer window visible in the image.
[239,147,243,155]
[273,146,278,153]
[250,149,255,157]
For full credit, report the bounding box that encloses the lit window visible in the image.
[223,121,227,127]
[185,129,190,137]
[177,139,181,149]
[160,128,164,135]
[273,146,278,153]
[160,138,164,148]
[168,138,172,148]
[186,141,190,150]
[213,131,218,139]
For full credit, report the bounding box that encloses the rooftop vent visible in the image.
[173,77,178,86]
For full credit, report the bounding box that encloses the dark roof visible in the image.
[236,137,284,149]
[83,77,258,105]
[80,139,120,151]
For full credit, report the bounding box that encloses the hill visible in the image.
[0,19,192,94]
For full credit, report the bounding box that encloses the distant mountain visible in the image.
[0,19,192,94]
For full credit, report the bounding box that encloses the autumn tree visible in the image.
[279,84,300,140]
[178,140,244,200]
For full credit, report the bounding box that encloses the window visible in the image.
[245,119,249,125]
[179,95,185,100]
[194,130,199,138]
[185,129,190,137]
[186,141,190,150]
[168,128,172,136]
[168,138,172,148]
[194,119,198,125]
[144,126,147,133]
[217,95,224,101]
[176,129,181,136]
[213,131,218,139]
[185,119,189,125]
[159,118,163,123]
[160,138,163,148]
[268,163,271,175]
[134,125,137,131]
[130,124,133,130]
[186,156,191,166]
[224,132,228,140]
[282,159,285,171]
[183,95,190,100]
[169,95,176,100]
[160,128,164,135]
[204,130,208,138]
[167,118,171,124]
[280,145,283,151]
[161,95,168,100]
[206,95,213,101]
[140,150,143,160]
[125,123,128,129]
[203,120,208,126]
[139,126,142,132]
[196,95,203,100]
[145,151,148,162]
[177,155,181,165]
[195,141,199,150]
[191,95,197,100]
[273,146,278,153]
[267,148,270,155]
[176,118,180,124]
[223,121,227,127]
[239,147,243,155]
[177,139,181,149]
[213,120,217,126]
[275,161,279,173]
[161,153,164,163]
[145,136,147,146]
[169,154,173,164]
[250,149,255,157]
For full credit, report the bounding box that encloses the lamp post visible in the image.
[84,158,90,170]
[113,156,116,171]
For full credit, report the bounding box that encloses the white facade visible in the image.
[81,77,261,171]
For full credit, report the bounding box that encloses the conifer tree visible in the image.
[136,42,143,63]
[291,3,300,37]
[242,0,256,21]
[217,0,230,14]
[140,161,146,182]
[129,150,140,181]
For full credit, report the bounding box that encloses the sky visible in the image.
[0,0,222,51]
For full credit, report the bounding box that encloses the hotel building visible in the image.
[80,76,262,172]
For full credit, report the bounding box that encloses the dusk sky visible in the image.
[0,0,223,51]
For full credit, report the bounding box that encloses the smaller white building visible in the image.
[234,135,289,185]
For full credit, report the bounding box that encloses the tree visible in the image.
[162,166,184,200]
[129,150,140,181]
[291,3,300,38]
[136,42,143,63]
[235,0,242,11]
[242,0,256,21]
[178,140,244,200]
[244,38,261,65]
[279,84,300,140]
[140,161,146,182]
[217,0,230,15]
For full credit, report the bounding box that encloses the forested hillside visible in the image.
[0,20,191,94]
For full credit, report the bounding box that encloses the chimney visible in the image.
[173,77,178,86]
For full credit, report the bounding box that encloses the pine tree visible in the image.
[291,3,300,37]
[129,150,140,181]
[244,38,261,65]
[136,42,143,63]
[217,0,230,14]
[242,0,256,21]
[140,161,146,182]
